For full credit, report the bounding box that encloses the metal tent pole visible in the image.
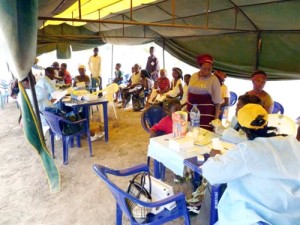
[28,70,45,142]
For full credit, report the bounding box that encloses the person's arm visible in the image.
[73,78,77,87]
[149,116,169,136]
[164,79,171,93]
[296,126,300,142]
[264,96,274,113]
[202,146,249,185]
[150,129,157,138]
[214,103,220,119]
[176,83,183,98]
[85,77,91,87]
[221,97,229,108]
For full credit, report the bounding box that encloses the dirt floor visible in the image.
[0,100,201,225]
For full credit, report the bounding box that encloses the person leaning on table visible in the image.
[200,104,300,225]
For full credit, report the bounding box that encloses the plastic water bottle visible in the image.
[190,104,200,127]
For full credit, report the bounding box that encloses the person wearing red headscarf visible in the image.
[187,54,222,131]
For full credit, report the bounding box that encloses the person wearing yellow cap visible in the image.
[73,65,90,87]
[199,104,300,225]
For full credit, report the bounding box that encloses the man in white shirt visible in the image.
[201,104,300,225]
[35,67,56,111]
[88,47,101,93]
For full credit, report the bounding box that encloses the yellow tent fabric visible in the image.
[43,0,157,27]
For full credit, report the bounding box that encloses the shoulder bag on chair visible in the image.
[126,172,152,222]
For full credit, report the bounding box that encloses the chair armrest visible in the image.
[62,118,87,125]
[93,164,149,177]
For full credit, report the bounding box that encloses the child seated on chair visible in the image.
[149,100,181,138]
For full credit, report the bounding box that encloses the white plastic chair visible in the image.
[103,83,119,119]
[93,83,119,119]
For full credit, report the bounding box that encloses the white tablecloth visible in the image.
[148,134,211,176]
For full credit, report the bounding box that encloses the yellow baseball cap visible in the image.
[78,65,86,69]
[237,104,268,130]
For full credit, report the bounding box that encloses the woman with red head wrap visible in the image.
[187,54,222,131]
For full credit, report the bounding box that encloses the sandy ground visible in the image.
[0,100,200,225]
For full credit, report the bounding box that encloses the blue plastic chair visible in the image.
[92,163,191,225]
[272,101,284,114]
[141,105,168,133]
[0,80,10,109]
[141,105,168,166]
[41,111,92,165]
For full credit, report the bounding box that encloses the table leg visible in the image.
[102,102,109,142]
[153,159,161,179]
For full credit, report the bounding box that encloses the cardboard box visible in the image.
[172,111,188,138]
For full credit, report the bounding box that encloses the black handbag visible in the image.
[126,172,152,222]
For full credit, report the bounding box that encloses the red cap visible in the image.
[197,54,214,65]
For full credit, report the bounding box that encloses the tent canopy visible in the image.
[38,0,300,80]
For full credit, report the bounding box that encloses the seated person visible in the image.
[211,94,262,144]
[199,104,299,225]
[146,80,158,107]
[180,74,191,111]
[148,69,170,103]
[132,70,153,111]
[120,64,141,108]
[73,65,90,87]
[187,95,262,213]
[10,78,19,99]
[155,69,170,101]
[150,100,181,138]
[35,67,57,111]
[113,63,124,102]
[246,70,274,113]
[56,63,72,85]
[157,67,183,102]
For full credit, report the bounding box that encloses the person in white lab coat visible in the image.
[201,104,300,225]
[35,67,57,111]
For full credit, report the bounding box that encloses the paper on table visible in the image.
[51,90,68,104]
[212,138,224,151]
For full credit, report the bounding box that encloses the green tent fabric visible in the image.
[37,23,105,57]
[19,83,60,193]
[0,0,60,193]
[36,0,300,80]
[0,0,38,81]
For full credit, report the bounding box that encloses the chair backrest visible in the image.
[141,105,168,132]
[104,83,119,102]
[92,164,141,222]
[229,91,237,106]
[272,101,284,114]
[41,111,64,137]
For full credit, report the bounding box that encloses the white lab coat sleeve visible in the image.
[202,146,250,184]
[35,85,48,102]
[45,80,56,96]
